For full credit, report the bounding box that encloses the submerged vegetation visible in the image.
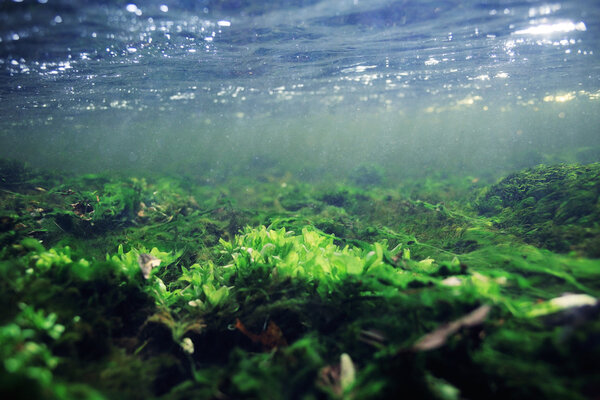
[476,163,600,257]
[1,159,599,399]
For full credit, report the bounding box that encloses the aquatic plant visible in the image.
[476,163,600,256]
[0,158,599,399]
[0,304,65,398]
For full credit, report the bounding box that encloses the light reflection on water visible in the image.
[0,0,599,175]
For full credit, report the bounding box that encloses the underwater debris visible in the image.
[71,200,95,220]
[359,329,387,348]
[547,293,598,309]
[318,353,356,396]
[413,305,491,351]
[234,318,288,350]
[339,353,356,392]
[138,253,161,279]
[180,337,195,354]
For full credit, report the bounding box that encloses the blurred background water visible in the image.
[0,0,599,181]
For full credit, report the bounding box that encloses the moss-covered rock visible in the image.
[476,163,600,256]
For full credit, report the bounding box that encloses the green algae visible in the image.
[476,163,600,257]
[1,160,599,399]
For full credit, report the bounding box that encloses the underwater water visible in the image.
[1,0,599,176]
[1,1,600,399]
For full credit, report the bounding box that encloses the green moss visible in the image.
[476,163,600,256]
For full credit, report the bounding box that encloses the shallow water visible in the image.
[1,0,599,178]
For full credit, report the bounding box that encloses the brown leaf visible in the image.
[137,253,161,279]
[413,305,491,351]
[235,318,287,350]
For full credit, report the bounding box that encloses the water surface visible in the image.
[1,0,599,178]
